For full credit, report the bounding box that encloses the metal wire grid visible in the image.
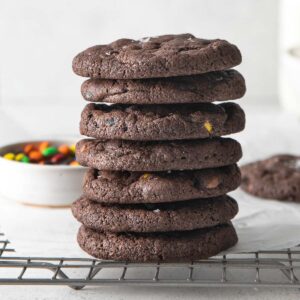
[0,232,300,290]
[0,233,14,257]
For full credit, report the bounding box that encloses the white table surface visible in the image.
[1,102,300,299]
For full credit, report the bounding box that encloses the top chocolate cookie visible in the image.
[72,34,242,79]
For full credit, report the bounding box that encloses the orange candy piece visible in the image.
[29,150,43,161]
[58,144,70,155]
[24,144,35,154]
[69,161,80,166]
[39,141,49,152]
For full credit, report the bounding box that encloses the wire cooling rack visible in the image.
[0,231,300,290]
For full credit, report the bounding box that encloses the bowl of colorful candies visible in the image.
[0,139,86,207]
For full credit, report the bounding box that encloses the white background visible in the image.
[0,0,278,108]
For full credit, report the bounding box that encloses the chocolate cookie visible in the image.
[76,138,242,171]
[81,70,246,104]
[80,102,245,141]
[72,195,238,233]
[241,154,300,202]
[77,223,238,262]
[83,165,241,204]
[72,34,242,79]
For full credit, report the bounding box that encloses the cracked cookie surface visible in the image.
[82,165,241,203]
[77,223,238,262]
[81,70,245,104]
[241,154,300,202]
[80,102,245,141]
[72,34,242,79]
[75,138,242,171]
[72,195,238,233]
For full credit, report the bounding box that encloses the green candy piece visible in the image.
[21,155,30,163]
[42,147,58,157]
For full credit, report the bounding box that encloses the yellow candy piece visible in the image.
[141,173,151,180]
[15,153,25,161]
[204,121,213,133]
[3,153,15,160]
[69,144,76,154]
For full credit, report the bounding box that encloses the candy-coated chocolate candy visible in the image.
[141,173,151,180]
[42,147,58,157]
[2,141,78,166]
[3,153,15,160]
[24,144,35,154]
[204,121,213,133]
[58,144,70,155]
[29,150,43,161]
[51,153,65,164]
[69,144,76,154]
[69,160,80,166]
[21,155,30,163]
[15,153,25,161]
[39,141,49,152]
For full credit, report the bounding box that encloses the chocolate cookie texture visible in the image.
[76,138,242,171]
[72,33,245,262]
[80,102,245,141]
[72,34,242,79]
[72,196,238,233]
[81,70,246,104]
[83,165,241,204]
[241,154,300,202]
[77,223,238,262]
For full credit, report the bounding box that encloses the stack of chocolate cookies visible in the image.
[71,34,246,262]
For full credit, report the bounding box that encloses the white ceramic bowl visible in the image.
[0,139,86,207]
